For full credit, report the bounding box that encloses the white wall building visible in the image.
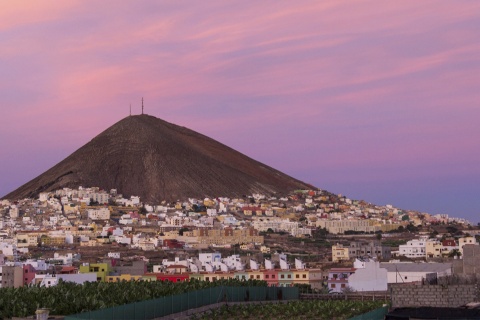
[88,208,110,220]
[348,259,388,292]
[397,238,427,258]
[380,262,452,284]
[40,273,97,287]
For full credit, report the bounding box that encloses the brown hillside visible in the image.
[4,115,314,202]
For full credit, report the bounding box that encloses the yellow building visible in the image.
[193,228,263,246]
[316,219,379,234]
[40,235,66,246]
[106,274,142,282]
[459,236,478,255]
[16,233,38,247]
[332,244,350,262]
[292,270,309,286]
[79,263,113,282]
[425,240,443,258]
[248,270,264,281]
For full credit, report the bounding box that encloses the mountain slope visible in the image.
[4,115,314,202]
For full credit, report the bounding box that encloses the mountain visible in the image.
[3,114,314,202]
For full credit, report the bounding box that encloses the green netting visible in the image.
[64,286,299,320]
[348,305,389,320]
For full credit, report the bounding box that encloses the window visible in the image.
[281,274,285,279]
[256,275,260,279]
[272,275,275,279]
[404,277,407,279]
[288,275,291,279]
[341,284,345,288]
[177,278,181,282]
[250,275,254,279]
[331,284,336,288]
[265,275,269,279]
[295,274,299,279]
[242,275,246,279]
[206,277,209,281]
[302,274,306,279]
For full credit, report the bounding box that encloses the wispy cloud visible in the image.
[1,1,479,221]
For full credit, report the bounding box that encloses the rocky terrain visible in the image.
[4,114,313,202]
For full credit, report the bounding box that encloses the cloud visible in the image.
[1,1,479,222]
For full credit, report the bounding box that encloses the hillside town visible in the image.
[1,186,479,292]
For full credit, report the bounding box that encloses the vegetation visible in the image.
[0,278,267,318]
[192,300,387,320]
[382,239,407,247]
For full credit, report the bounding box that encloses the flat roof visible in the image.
[380,262,452,273]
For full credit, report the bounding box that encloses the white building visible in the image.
[9,206,19,219]
[88,208,110,220]
[397,238,427,258]
[39,193,50,202]
[348,258,388,292]
[40,273,97,287]
[380,262,452,284]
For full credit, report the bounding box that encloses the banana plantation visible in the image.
[193,300,388,320]
[0,278,267,318]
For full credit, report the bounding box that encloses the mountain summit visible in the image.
[4,115,314,202]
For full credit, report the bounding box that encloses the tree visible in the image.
[376,233,382,240]
[406,223,418,232]
[401,215,410,221]
[341,285,356,294]
[446,226,458,234]
[448,249,462,258]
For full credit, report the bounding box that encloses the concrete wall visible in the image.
[391,284,478,308]
[453,244,480,275]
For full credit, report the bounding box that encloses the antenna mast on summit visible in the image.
[142,97,144,114]
[130,104,131,116]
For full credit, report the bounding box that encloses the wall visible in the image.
[349,260,387,292]
[453,244,480,275]
[391,284,478,308]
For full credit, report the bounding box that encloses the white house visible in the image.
[108,252,121,259]
[40,273,97,287]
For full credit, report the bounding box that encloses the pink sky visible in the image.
[1,1,479,223]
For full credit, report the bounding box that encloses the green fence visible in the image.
[65,286,299,320]
[348,305,389,320]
